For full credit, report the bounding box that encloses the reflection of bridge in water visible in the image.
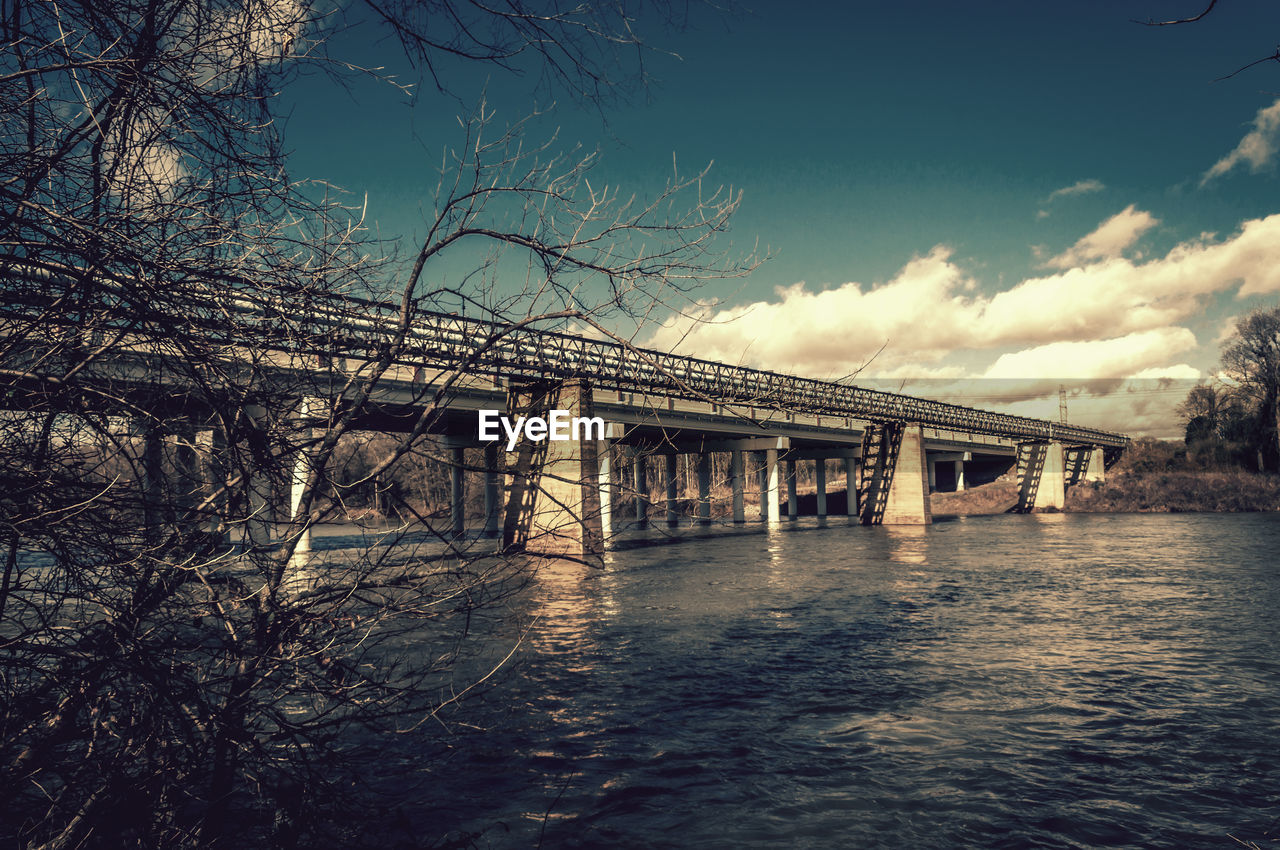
[4,280,1128,560]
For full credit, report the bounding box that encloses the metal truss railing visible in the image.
[1,268,1130,448]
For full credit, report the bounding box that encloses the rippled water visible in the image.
[417,513,1280,848]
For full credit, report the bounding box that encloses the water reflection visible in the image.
[885,524,929,565]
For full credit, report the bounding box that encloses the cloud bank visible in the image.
[644,209,1280,435]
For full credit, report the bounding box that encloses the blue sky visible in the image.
[279,2,1280,436]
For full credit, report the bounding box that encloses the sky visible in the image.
[278,1,1280,438]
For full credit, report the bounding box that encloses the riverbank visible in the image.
[1066,470,1280,513]
[931,470,1280,516]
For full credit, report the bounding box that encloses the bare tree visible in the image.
[1220,307,1280,471]
[0,1,751,847]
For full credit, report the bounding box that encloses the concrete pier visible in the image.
[1032,442,1066,511]
[845,457,859,517]
[501,380,605,558]
[448,443,465,539]
[763,448,781,524]
[697,451,712,526]
[483,444,501,538]
[243,404,274,550]
[632,450,648,528]
[786,458,798,520]
[881,424,932,525]
[731,449,746,524]
[1086,446,1106,483]
[815,458,827,518]
[665,453,679,526]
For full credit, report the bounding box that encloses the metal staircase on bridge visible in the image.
[1063,445,1091,486]
[1010,442,1048,514]
[858,422,903,525]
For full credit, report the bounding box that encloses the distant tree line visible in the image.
[1179,306,1280,472]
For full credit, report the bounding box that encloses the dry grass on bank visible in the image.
[1066,471,1280,513]
[930,479,1020,517]
[930,470,1280,516]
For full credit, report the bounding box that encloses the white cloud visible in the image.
[188,0,309,91]
[1202,98,1280,185]
[1045,178,1105,203]
[1043,205,1158,269]
[645,247,990,378]
[981,328,1197,380]
[1214,315,1240,345]
[644,211,1280,394]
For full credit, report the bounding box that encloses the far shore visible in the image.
[932,470,1280,517]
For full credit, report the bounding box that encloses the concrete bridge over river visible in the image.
[2,276,1129,559]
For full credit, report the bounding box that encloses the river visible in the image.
[409,513,1280,848]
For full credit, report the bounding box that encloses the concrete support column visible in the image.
[139,419,165,541]
[196,426,228,541]
[786,458,798,520]
[244,404,274,550]
[696,451,712,526]
[730,450,746,524]
[449,444,466,539]
[764,448,781,524]
[169,423,199,526]
[882,424,932,525]
[665,453,679,526]
[288,397,322,557]
[598,439,614,542]
[756,452,768,520]
[1032,442,1067,511]
[815,458,827,518]
[1085,447,1106,483]
[632,449,648,529]
[954,459,966,492]
[845,457,859,518]
[927,458,937,493]
[483,444,501,538]
[503,380,605,557]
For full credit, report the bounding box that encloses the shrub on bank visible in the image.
[1066,471,1280,513]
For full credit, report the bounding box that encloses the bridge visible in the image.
[1,271,1129,561]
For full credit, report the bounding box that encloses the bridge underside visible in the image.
[351,379,1108,560]
[20,363,1118,563]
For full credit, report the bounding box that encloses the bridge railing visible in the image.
[272,291,1127,448]
[1,267,1129,448]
